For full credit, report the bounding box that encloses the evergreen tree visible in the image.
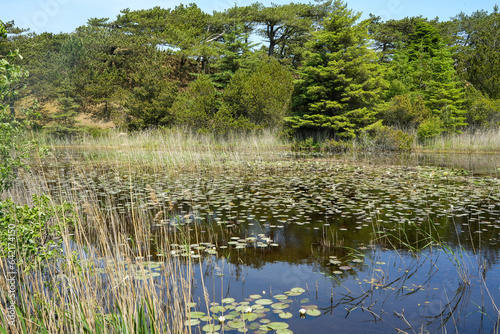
[383,22,466,134]
[290,0,386,138]
[456,6,500,99]
[209,9,261,87]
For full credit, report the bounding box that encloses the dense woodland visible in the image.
[1,0,500,143]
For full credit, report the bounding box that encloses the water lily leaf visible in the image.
[222,298,235,304]
[249,294,262,299]
[279,312,293,319]
[306,309,321,316]
[290,287,306,293]
[273,294,288,300]
[271,303,289,310]
[188,311,206,319]
[285,291,302,296]
[277,329,293,334]
[267,322,289,330]
[255,299,273,305]
[227,320,245,329]
[210,306,226,313]
[243,313,258,321]
[249,322,260,330]
[202,324,221,333]
[184,319,200,326]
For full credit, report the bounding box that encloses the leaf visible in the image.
[267,322,289,330]
[306,309,321,316]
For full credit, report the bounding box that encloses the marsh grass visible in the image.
[37,127,286,170]
[0,158,223,333]
[416,128,500,153]
[1,128,500,333]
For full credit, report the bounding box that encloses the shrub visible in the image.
[0,195,75,273]
[381,94,430,128]
[371,126,413,151]
[417,116,444,141]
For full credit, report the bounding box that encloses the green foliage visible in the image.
[417,116,444,141]
[463,85,500,127]
[255,2,313,59]
[385,22,466,133]
[0,21,38,191]
[291,137,319,151]
[453,6,500,99]
[368,16,426,62]
[124,58,179,130]
[221,58,294,129]
[4,2,499,140]
[291,1,386,138]
[209,13,261,87]
[284,113,358,139]
[363,124,414,151]
[381,94,430,128]
[170,74,219,132]
[0,195,74,272]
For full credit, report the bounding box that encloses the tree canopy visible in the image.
[2,1,499,139]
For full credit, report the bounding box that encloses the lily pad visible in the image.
[271,303,289,310]
[306,309,321,316]
[184,319,200,326]
[202,324,221,333]
[277,329,293,334]
[210,306,226,313]
[255,298,273,305]
[188,311,206,319]
[273,294,288,300]
[227,320,245,329]
[267,322,289,330]
[243,313,259,321]
[279,312,293,319]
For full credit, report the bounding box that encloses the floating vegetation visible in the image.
[181,285,324,333]
[12,146,500,334]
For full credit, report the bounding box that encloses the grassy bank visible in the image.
[415,128,500,153]
[36,126,500,156]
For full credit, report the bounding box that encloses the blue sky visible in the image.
[0,0,497,34]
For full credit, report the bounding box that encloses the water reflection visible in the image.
[26,149,500,333]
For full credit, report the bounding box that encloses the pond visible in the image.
[32,150,500,333]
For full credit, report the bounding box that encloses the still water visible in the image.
[44,150,500,333]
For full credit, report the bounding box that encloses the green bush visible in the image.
[417,116,444,141]
[0,195,75,273]
[170,74,219,132]
[221,58,294,129]
[370,126,414,151]
[381,94,430,129]
[291,137,319,151]
[464,85,500,128]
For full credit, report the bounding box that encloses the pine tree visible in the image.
[290,0,386,138]
[384,22,466,133]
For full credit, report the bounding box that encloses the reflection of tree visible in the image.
[317,247,499,333]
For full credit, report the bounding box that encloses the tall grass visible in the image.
[35,128,290,178]
[0,151,224,333]
[416,127,500,153]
